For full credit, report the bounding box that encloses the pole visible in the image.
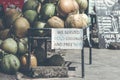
[81,47,84,78]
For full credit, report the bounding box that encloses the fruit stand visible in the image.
[0,0,93,79]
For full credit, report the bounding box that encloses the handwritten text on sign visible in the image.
[52,29,83,49]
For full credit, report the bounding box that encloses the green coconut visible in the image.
[22,0,39,12]
[41,3,56,20]
[33,21,46,36]
[20,38,28,49]
[23,10,38,24]
[17,41,27,56]
[75,0,88,13]
[1,38,17,54]
[1,54,20,74]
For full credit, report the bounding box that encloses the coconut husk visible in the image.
[65,13,88,28]
[47,16,64,28]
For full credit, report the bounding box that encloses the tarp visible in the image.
[0,0,24,10]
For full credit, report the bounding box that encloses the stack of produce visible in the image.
[0,0,89,74]
[0,38,21,74]
[0,4,37,74]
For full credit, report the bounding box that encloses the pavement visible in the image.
[0,48,120,80]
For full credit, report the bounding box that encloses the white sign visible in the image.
[51,28,83,49]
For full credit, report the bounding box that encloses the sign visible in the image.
[51,29,83,49]
[95,0,120,48]
[88,0,95,14]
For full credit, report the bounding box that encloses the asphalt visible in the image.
[0,48,120,80]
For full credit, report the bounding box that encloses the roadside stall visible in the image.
[0,0,92,79]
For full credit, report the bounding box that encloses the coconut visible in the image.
[57,0,79,17]
[65,13,88,28]
[47,16,64,28]
[76,0,88,13]
[0,29,10,40]
[17,41,27,56]
[1,54,20,74]
[81,13,89,24]
[20,38,28,46]
[23,10,38,24]
[22,0,39,12]
[5,8,21,28]
[20,38,28,52]
[41,3,56,20]
[13,17,30,38]
[33,21,46,36]
[1,38,17,54]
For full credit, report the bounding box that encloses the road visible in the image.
[0,48,120,80]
